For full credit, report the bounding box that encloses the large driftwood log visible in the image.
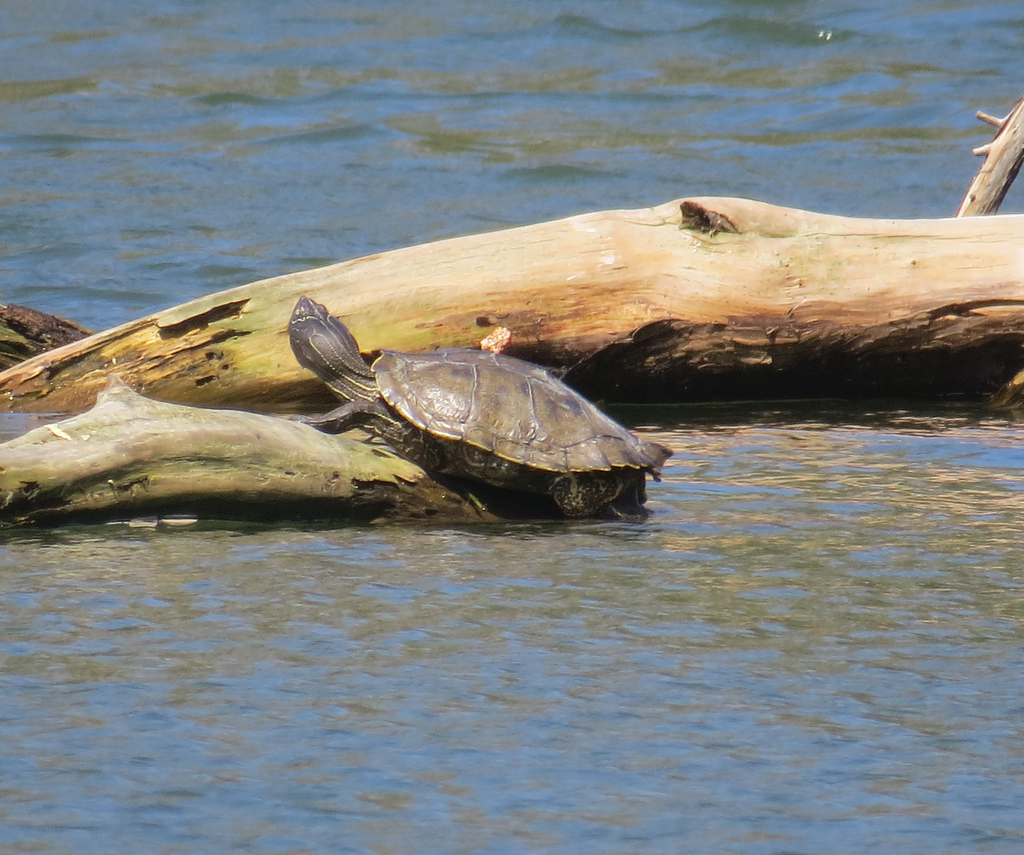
[5,197,1024,415]
[0,377,496,527]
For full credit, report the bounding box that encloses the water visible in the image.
[3,2,1024,852]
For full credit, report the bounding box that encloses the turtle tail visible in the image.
[289,296,378,404]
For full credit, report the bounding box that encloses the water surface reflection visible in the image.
[3,411,1024,851]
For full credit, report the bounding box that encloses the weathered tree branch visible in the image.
[958,94,1024,216]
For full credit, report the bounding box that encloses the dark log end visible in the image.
[0,303,91,370]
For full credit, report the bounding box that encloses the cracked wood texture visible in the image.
[3,196,1024,413]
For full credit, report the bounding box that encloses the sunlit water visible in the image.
[3,2,1024,853]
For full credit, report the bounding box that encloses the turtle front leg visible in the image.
[298,400,372,434]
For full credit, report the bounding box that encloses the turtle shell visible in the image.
[372,349,664,474]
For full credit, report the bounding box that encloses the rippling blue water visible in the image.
[3,2,1024,853]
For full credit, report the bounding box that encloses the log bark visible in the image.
[0,302,90,370]
[0,377,497,527]
[4,197,1024,414]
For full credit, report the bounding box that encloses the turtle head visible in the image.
[288,296,377,403]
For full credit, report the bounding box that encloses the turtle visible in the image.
[288,296,672,518]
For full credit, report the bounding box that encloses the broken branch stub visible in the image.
[5,197,1024,411]
[958,93,1024,216]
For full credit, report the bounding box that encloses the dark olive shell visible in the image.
[373,349,665,475]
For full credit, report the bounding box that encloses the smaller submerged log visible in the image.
[0,377,496,528]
